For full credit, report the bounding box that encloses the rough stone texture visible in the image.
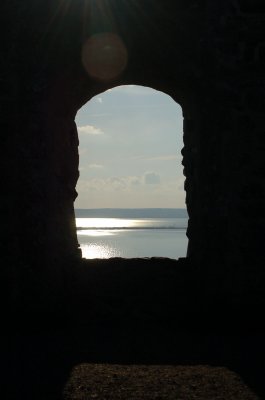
[3,3,265,399]
[63,364,259,400]
[1,1,265,308]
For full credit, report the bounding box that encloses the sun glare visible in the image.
[78,229,115,237]
[76,218,138,229]
[81,244,120,259]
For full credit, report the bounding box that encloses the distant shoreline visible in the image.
[75,208,188,218]
[77,226,187,230]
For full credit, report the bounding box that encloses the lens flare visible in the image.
[82,32,128,82]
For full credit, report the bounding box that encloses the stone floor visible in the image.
[63,364,259,400]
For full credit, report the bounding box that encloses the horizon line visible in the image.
[75,207,187,210]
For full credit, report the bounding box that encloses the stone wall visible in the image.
[1,0,265,306]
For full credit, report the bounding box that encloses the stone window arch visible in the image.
[74,84,188,259]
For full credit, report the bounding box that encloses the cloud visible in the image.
[131,154,179,162]
[77,175,143,193]
[77,125,104,135]
[106,85,134,94]
[144,171,161,184]
[88,164,104,169]
[107,85,156,96]
[129,176,141,186]
[104,85,162,98]
[78,173,163,194]
[109,177,127,190]
[76,174,186,208]
[146,155,178,162]
[78,148,87,156]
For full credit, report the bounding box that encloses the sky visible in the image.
[74,85,185,209]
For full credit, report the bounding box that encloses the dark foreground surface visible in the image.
[64,364,258,399]
[2,258,265,399]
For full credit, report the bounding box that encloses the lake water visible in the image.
[75,209,188,259]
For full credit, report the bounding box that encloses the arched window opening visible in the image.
[74,85,188,259]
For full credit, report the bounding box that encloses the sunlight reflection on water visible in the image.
[76,217,188,259]
[77,229,116,237]
[81,243,121,259]
[76,218,139,229]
